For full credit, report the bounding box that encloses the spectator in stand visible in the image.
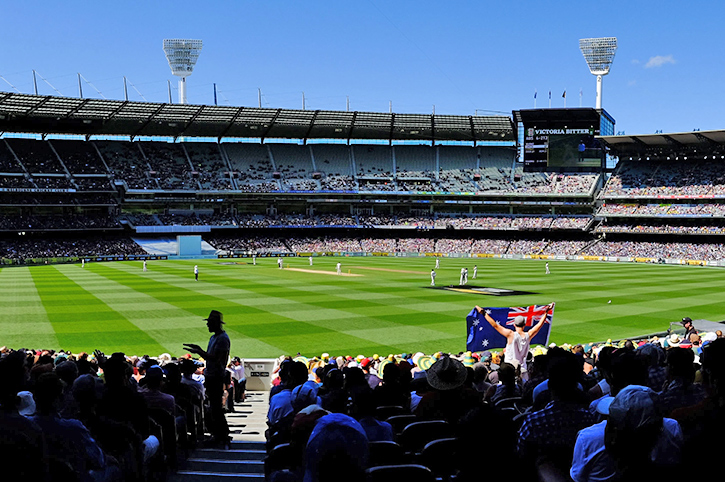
[373,361,410,411]
[671,338,725,464]
[139,365,176,415]
[416,355,479,423]
[571,385,682,482]
[30,372,113,481]
[183,310,231,448]
[517,351,598,477]
[350,389,394,442]
[659,347,706,418]
[0,350,48,478]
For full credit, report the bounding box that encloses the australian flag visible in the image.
[466,305,554,352]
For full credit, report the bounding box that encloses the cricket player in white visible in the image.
[309,256,313,266]
[194,265,199,281]
[81,259,85,268]
[278,257,283,269]
[336,262,342,275]
[463,267,468,285]
[473,265,477,279]
[431,269,436,286]
[545,262,550,275]
[143,260,147,272]
[435,257,440,269]
[252,254,256,265]
[460,268,465,285]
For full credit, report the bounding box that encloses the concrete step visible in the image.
[172,471,264,482]
[192,448,266,461]
[184,458,264,474]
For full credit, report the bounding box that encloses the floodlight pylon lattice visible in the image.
[579,37,617,110]
[163,39,203,104]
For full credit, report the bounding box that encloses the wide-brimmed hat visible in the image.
[426,356,467,390]
[598,385,662,429]
[204,310,224,324]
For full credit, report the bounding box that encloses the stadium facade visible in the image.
[0,93,724,265]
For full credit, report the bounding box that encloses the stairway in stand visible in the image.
[171,391,269,481]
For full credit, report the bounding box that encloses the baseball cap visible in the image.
[204,310,224,324]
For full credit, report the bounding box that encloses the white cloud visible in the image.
[631,59,640,65]
[645,55,675,68]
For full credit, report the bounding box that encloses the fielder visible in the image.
[143,260,147,272]
[194,265,199,281]
[473,265,477,279]
[336,262,342,275]
[431,269,436,286]
[545,262,550,275]
[309,256,313,266]
[460,267,465,285]
[435,257,440,269]
[278,257,283,269]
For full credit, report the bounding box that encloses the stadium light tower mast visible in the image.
[163,39,203,104]
[579,37,617,110]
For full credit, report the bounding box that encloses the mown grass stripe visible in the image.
[29,265,164,354]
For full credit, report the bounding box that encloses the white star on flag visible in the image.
[482,339,489,347]
[473,319,479,326]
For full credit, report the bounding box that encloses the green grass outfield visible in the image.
[1,257,723,358]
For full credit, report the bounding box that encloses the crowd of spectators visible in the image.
[598,223,725,235]
[0,215,121,232]
[262,323,725,481]
[602,159,725,197]
[0,236,145,260]
[582,240,725,260]
[319,175,356,191]
[2,315,722,480]
[599,203,725,216]
[0,343,252,480]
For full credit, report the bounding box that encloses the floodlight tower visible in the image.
[579,37,617,110]
[163,39,203,104]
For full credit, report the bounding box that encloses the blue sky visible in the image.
[1,1,722,135]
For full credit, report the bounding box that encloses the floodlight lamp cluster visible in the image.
[163,39,203,78]
[579,37,617,75]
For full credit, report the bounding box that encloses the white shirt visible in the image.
[504,331,530,372]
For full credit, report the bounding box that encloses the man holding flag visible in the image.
[467,302,555,381]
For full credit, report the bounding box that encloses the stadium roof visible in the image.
[0,92,515,143]
[598,130,725,158]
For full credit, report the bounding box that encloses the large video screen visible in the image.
[520,109,605,171]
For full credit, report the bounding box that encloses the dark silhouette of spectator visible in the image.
[518,351,597,477]
[485,362,521,404]
[303,413,369,482]
[416,355,480,423]
[373,362,410,410]
[659,347,706,417]
[31,372,112,481]
[183,310,231,448]
[571,385,682,481]
[350,389,394,442]
[319,368,348,413]
[0,350,48,479]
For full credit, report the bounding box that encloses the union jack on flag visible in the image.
[506,305,553,328]
[465,304,554,352]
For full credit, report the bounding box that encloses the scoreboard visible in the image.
[516,108,612,171]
